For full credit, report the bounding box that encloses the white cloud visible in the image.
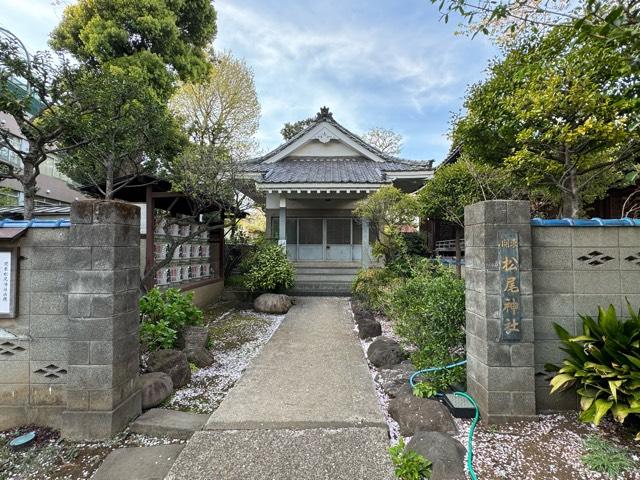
[215,0,493,157]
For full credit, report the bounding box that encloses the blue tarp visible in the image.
[531,218,640,227]
[0,219,70,228]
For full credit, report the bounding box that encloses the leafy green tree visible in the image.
[452,30,639,217]
[0,36,89,219]
[280,117,315,141]
[57,67,183,199]
[419,159,522,227]
[170,50,261,160]
[50,0,217,99]
[354,185,419,264]
[419,159,521,274]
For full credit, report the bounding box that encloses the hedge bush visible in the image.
[387,263,466,389]
[240,241,295,293]
[352,267,402,313]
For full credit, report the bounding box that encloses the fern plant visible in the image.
[547,302,640,440]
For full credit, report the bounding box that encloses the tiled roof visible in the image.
[245,157,432,184]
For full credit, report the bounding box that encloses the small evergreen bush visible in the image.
[240,241,295,293]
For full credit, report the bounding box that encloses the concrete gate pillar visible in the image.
[464,200,536,423]
[62,200,142,439]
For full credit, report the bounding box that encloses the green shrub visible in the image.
[389,438,432,480]
[139,287,203,351]
[547,303,640,440]
[352,267,402,313]
[240,241,295,293]
[140,319,177,351]
[388,265,465,388]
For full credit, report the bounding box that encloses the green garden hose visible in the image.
[454,391,479,480]
[408,362,479,479]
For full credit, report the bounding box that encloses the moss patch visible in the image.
[208,312,270,351]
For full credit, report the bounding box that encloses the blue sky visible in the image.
[0,0,497,163]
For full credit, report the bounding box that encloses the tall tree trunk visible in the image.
[105,158,114,200]
[455,226,462,278]
[22,161,37,221]
[560,146,581,218]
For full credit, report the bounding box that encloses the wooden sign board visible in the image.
[0,248,18,318]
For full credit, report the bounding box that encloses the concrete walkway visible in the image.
[165,297,394,480]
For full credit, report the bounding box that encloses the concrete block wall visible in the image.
[532,226,640,411]
[465,200,640,421]
[0,200,142,439]
[0,228,70,429]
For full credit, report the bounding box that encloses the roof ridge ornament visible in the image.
[316,106,333,121]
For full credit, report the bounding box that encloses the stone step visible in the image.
[295,274,356,282]
[294,267,361,275]
[289,282,352,296]
[92,444,184,480]
[130,408,210,440]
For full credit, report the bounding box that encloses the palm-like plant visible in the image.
[547,302,640,440]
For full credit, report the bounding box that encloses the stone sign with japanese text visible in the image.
[498,231,522,342]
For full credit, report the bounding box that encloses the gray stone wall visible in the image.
[465,200,640,421]
[0,200,142,439]
[532,226,640,411]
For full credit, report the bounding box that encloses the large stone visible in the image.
[376,361,415,398]
[357,317,382,339]
[352,304,375,323]
[388,391,457,436]
[367,337,405,368]
[177,326,209,351]
[140,372,173,410]
[254,293,292,314]
[406,431,466,480]
[148,349,191,388]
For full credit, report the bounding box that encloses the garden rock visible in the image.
[388,391,456,436]
[367,337,405,368]
[177,326,209,351]
[186,347,215,368]
[376,360,415,398]
[352,305,375,323]
[407,431,466,480]
[178,326,214,368]
[148,349,191,388]
[357,317,382,339]
[140,372,173,410]
[254,293,292,314]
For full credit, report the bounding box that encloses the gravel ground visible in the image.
[350,300,640,480]
[163,305,285,413]
[0,300,285,480]
[454,413,640,480]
